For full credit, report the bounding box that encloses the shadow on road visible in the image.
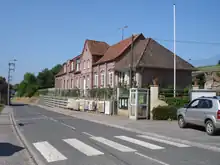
[0,143,24,156]
[10,103,28,106]
[187,124,220,136]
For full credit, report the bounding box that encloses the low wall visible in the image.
[40,95,116,115]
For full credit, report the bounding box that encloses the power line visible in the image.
[154,38,220,45]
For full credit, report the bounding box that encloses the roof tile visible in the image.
[95,34,141,65]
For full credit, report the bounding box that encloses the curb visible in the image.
[10,109,45,165]
[37,104,220,153]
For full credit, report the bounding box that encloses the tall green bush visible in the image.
[152,106,177,120]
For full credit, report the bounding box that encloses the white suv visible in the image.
[177,96,220,135]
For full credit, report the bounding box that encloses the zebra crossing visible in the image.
[32,134,191,163]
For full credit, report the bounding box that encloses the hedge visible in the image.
[152,106,177,120]
[165,97,189,108]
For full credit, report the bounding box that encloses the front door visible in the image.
[185,99,200,124]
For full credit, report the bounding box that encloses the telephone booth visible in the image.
[129,88,149,120]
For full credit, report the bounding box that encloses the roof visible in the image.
[115,38,195,71]
[95,34,142,65]
[55,67,66,77]
[71,54,81,61]
[86,40,109,56]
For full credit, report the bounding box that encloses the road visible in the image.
[13,105,220,165]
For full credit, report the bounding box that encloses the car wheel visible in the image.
[178,115,187,128]
[205,120,216,136]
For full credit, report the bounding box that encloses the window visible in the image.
[101,73,105,87]
[71,62,74,71]
[67,80,69,89]
[108,72,113,87]
[84,61,86,69]
[87,76,90,88]
[87,60,90,68]
[71,79,73,88]
[198,99,213,109]
[76,60,80,71]
[76,78,79,88]
[63,80,65,89]
[64,64,66,73]
[188,99,200,108]
[94,74,98,87]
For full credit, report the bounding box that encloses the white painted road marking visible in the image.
[60,122,75,130]
[135,152,170,165]
[63,138,104,156]
[137,135,190,148]
[82,132,94,137]
[115,136,164,150]
[91,137,136,152]
[33,141,67,163]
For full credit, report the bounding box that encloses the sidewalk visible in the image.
[0,106,33,165]
[37,104,220,149]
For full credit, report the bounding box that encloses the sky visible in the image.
[1,0,220,84]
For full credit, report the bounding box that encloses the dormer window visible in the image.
[71,62,74,71]
[76,60,80,71]
[64,64,66,73]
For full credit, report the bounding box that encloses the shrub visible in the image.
[152,106,177,120]
[165,97,189,108]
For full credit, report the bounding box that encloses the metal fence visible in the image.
[38,87,117,100]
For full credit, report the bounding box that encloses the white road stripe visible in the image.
[137,135,190,147]
[115,136,164,150]
[91,137,136,152]
[135,152,170,165]
[82,132,94,137]
[60,123,75,130]
[33,141,67,162]
[63,138,104,156]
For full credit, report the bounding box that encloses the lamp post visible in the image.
[7,59,17,105]
[173,4,176,97]
[119,25,128,40]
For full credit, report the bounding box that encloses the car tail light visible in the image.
[217,110,220,119]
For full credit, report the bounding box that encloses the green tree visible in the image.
[37,68,54,89]
[16,73,38,97]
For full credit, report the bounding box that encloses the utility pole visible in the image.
[173,4,176,97]
[7,59,16,105]
[129,34,134,88]
[119,25,128,40]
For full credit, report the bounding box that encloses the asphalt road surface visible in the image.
[13,105,220,165]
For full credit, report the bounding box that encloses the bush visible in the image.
[0,104,4,112]
[152,106,177,120]
[165,97,189,108]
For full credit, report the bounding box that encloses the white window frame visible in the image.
[108,72,113,87]
[76,60,80,71]
[94,74,98,87]
[84,61,86,69]
[76,78,79,88]
[87,76,90,88]
[101,73,105,87]
[87,60,90,68]
[64,64,66,73]
[71,62,74,71]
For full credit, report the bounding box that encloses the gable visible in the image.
[95,34,144,65]
[115,38,195,71]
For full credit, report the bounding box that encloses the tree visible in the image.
[37,68,54,89]
[16,63,62,97]
[16,73,38,97]
[218,60,220,65]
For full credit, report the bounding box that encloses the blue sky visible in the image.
[1,0,220,83]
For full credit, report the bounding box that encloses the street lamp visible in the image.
[118,25,128,40]
[7,59,17,105]
[173,4,176,97]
